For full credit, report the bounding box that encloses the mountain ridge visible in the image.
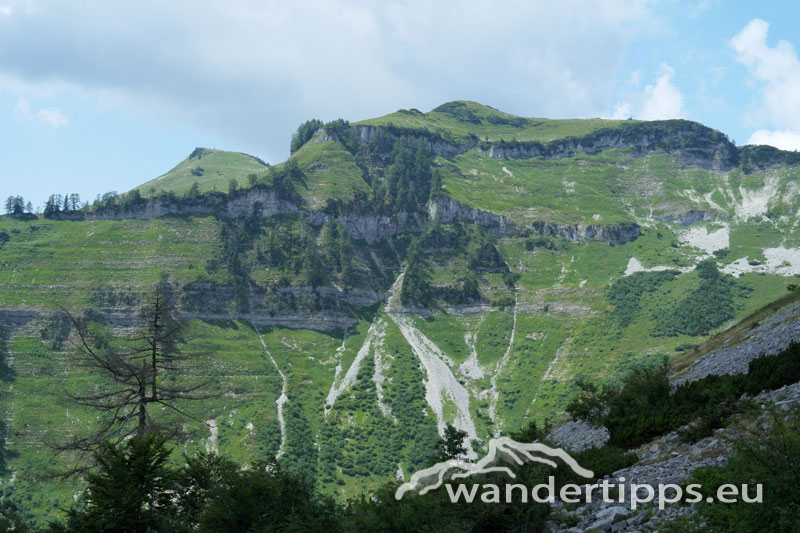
[4,100,800,524]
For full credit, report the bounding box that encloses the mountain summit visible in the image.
[2,102,800,519]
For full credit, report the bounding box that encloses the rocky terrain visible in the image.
[545,297,800,531]
[5,100,800,524]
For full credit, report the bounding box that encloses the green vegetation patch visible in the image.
[289,140,372,210]
[653,260,751,337]
[568,340,800,448]
[359,100,632,143]
[609,270,679,327]
[134,148,267,198]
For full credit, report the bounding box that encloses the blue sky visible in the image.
[1,0,799,209]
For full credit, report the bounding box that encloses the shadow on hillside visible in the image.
[0,327,16,382]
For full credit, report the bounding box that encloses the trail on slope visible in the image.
[245,282,288,458]
[386,272,478,456]
[487,287,518,436]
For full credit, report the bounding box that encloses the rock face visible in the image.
[530,221,641,246]
[656,209,716,226]
[354,125,476,158]
[85,182,639,246]
[307,210,427,243]
[546,420,610,452]
[179,282,384,332]
[546,299,800,532]
[496,123,737,171]
[674,301,800,385]
[86,188,298,221]
[356,120,740,171]
[427,196,515,236]
[428,197,641,245]
[0,310,49,335]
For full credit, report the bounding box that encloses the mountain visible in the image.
[3,100,800,524]
[133,147,268,197]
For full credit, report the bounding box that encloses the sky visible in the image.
[1,0,800,209]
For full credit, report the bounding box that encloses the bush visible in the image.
[568,341,800,448]
[653,261,749,337]
[290,119,323,153]
[572,446,637,479]
[608,270,678,327]
[688,411,800,532]
[432,101,481,124]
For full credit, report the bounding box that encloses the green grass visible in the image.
[133,148,267,198]
[6,101,800,522]
[289,140,372,209]
[357,100,633,143]
[2,318,282,528]
[0,216,221,308]
[441,151,632,223]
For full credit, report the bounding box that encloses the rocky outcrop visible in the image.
[224,188,299,218]
[86,188,298,221]
[547,427,728,532]
[545,299,800,532]
[180,281,383,332]
[87,200,216,220]
[546,420,610,452]
[530,221,641,246]
[0,309,49,332]
[656,209,716,226]
[84,185,638,246]
[354,125,476,158]
[485,120,738,171]
[673,301,800,385]
[427,196,515,236]
[307,210,427,243]
[427,196,641,245]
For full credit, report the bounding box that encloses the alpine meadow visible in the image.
[4,100,800,530]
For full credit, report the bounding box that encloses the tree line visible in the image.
[3,194,86,218]
[3,195,33,216]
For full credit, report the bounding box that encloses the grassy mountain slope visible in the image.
[134,147,268,197]
[289,139,372,209]
[357,100,633,142]
[3,101,800,525]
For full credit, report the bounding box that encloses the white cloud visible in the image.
[747,129,800,151]
[731,19,800,149]
[0,0,655,161]
[610,101,632,120]
[13,97,68,130]
[608,63,685,120]
[639,64,685,120]
[36,106,68,128]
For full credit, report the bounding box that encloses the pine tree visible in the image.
[51,278,214,467]
[431,424,468,463]
[54,434,175,532]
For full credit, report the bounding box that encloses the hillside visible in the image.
[133,147,268,197]
[357,100,635,143]
[3,101,800,525]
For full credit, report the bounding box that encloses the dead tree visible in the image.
[48,280,213,473]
